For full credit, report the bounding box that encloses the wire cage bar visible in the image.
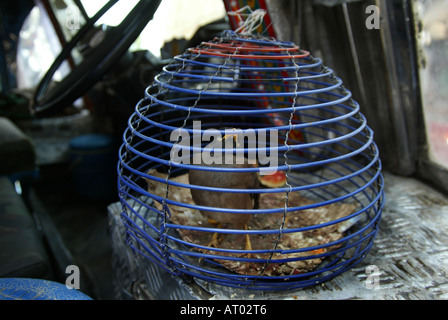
[117,31,384,291]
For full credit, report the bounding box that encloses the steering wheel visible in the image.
[31,0,161,116]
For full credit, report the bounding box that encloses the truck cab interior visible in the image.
[0,0,447,301]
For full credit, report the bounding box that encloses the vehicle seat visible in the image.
[0,117,52,279]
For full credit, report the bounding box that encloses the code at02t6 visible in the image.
[222,304,267,315]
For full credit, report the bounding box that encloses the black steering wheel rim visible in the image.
[32,0,161,117]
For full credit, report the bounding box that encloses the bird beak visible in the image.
[219,129,240,147]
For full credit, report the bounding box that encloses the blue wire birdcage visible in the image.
[117,30,384,291]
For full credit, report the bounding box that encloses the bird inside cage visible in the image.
[124,28,385,285]
[145,127,288,257]
[188,130,259,255]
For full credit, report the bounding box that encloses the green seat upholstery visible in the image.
[0,117,51,278]
[0,177,51,278]
[0,117,35,175]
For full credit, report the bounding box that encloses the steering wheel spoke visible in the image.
[32,0,161,117]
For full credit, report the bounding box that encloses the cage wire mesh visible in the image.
[117,30,384,291]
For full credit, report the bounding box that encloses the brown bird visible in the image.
[188,133,259,254]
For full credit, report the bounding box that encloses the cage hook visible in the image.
[227,5,267,35]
